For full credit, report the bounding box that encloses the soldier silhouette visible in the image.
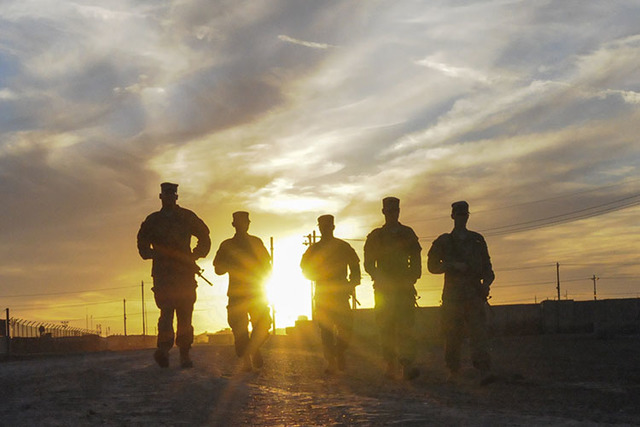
[137,182,211,368]
[427,201,495,384]
[213,211,272,371]
[364,197,422,380]
[300,214,361,373]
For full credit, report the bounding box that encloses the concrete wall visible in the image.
[5,334,156,357]
[345,298,640,340]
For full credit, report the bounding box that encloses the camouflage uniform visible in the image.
[301,233,361,366]
[428,226,495,373]
[137,201,211,354]
[364,221,421,369]
[213,228,272,360]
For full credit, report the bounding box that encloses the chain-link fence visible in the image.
[8,318,98,338]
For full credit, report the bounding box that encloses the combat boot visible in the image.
[324,356,337,374]
[154,348,169,368]
[384,361,395,378]
[179,347,193,369]
[402,364,420,381]
[241,354,253,372]
[336,352,346,372]
[252,349,264,369]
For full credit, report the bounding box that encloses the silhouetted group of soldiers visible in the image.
[137,183,495,382]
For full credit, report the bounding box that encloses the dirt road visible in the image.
[1,333,639,426]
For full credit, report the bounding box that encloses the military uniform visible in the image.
[300,217,361,370]
[427,201,495,374]
[364,199,422,373]
[213,213,272,364]
[137,183,211,365]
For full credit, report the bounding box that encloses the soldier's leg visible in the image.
[315,301,336,367]
[375,291,396,374]
[152,282,175,367]
[175,287,197,368]
[247,300,272,369]
[467,299,491,372]
[335,300,353,371]
[442,300,464,374]
[335,300,354,354]
[397,290,419,380]
[396,291,416,367]
[227,299,250,359]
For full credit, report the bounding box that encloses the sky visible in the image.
[1,0,639,335]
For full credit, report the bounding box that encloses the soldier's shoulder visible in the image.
[248,234,266,245]
[335,238,356,250]
[398,223,419,238]
[366,226,384,239]
[141,210,162,224]
[176,205,200,219]
[432,233,452,245]
[217,237,235,249]
[468,230,487,242]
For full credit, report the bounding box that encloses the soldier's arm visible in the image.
[213,242,229,275]
[256,238,273,278]
[408,231,422,282]
[190,214,211,259]
[480,236,495,287]
[363,234,378,281]
[346,244,361,286]
[136,218,155,260]
[427,237,446,275]
[300,246,316,281]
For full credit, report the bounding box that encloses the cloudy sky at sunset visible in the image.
[1,1,639,334]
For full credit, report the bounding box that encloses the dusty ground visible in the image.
[1,333,639,426]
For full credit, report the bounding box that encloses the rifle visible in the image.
[195,267,214,286]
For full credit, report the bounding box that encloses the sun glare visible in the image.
[266,236,313,330]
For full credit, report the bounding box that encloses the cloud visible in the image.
[1,0,639,333]
[278,34,337,49]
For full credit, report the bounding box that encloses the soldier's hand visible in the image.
[480,283,490,299]
[449,262,468,272]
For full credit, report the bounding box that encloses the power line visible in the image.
[8,299,123,310]
[481,194,640,236]
[0,285,138,299]
[412,177,640,223]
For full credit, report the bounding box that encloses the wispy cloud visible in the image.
[278,34,336,49]
[1,0,639,332]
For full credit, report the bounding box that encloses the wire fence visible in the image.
[7,318,99,338]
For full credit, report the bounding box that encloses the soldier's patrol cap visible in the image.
[160,182,178,194]
[451,200,470,215]
[382,196,400,210]
[232,211,250,222]
[317,214,334,226]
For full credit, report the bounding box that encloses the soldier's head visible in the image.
[159,182,178,208]
[451,200,470,227]
[232,211,251,234]
[382,197,400,223]
[317,214,335,238]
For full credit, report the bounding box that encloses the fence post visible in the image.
[4,308,10,359]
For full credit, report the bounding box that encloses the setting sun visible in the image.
[265,236,313,331]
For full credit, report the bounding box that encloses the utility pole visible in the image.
[303,231,318,320]
[556,262,561,333]
[4,308,10,359]
[141,281,146,336]
[556,262,561,301]
[123,299,127,336]
[270,237,276,335]
[592,274,599,300]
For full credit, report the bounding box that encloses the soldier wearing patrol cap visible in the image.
[427,200,495,383]
[213,211,272,371]
[300,214,361,373]
[364,197,422,380]
[137,182,211,368]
